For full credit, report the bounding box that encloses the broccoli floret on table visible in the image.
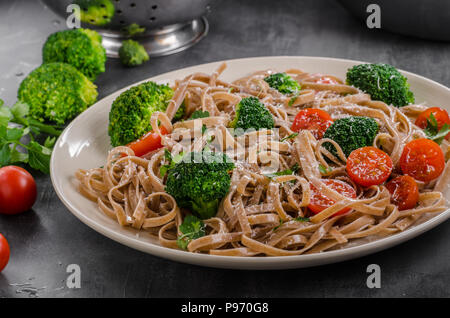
[18,62,98,124]
[42,28,106,81]
[165,151,235,220]
[119,40,149,67]
[229,97,274,131]
[323,116,379,157]
[108,81,184,147]
[346,63,415,107]
[75,0,115,26]
[264,72,301,94]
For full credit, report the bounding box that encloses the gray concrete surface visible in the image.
[0,0,449,298]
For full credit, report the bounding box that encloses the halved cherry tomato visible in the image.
[315,76,339,85]
[386,175,419,211]
[399,138,445,182]
[0,166,37,215]
[127,126,168,157]
[0,233,10,272]
[415,107,450,141]
[291,108,333,139]
[346,147,393,187]
[308,179,357,216]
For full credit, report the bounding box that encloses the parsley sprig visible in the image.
[176,215,206,250]
[424,113,450,145]
[0,99,61,173]
[159,149,185,177]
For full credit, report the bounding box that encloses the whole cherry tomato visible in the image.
[0,233,10,272]
[0,166,37,215]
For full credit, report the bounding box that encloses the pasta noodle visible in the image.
[75,63,449,257]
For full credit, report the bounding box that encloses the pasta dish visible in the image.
[75,62,449,257]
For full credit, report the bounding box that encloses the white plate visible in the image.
[50,56,450,270]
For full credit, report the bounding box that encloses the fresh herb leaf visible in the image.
[190,110,210,120]
[27,141,52,174]
[0,143,11,166]
[293,216,310,222]
[288,92,300,106]
[44,136,56,148]
[160,149,185,177]
[319,164,332,175]
[10,149,28,163]
[176,215,206,250]
[11,101,29,118]
[424,113,450,145]
[6,127,24,141]
[202,124,207,135]
[280,132,298,142]
[264,164,299,180]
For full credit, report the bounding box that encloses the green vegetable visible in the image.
[318,164,332,175]
[346,63,414,107]
[323,116,379,158]
[119,40,149,67]
[108,81,180,146]
[43,28,106,81]
[0,99,61,173]
[189,110,210,120]
[264,72,301,95]
[18,62,98,125]
[165,151,235,220]
[264,164,299,179]
[424,113,450,145]
[280,132,298,142]
[159,149,185,177]
[229,97,274,131]
[75,0,115,26]
[176,215,206,250]
[123,23,146,36]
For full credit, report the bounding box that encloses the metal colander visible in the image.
[42,0,214,57]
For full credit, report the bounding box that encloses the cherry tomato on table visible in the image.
[291,108,333,139]
[415,107,450,141]
[0,166,37,215]
[386,175,419,211]
[346,147,393,187]
[127,126,168,157]
[400,138,445,182]
[308,179,357,216]
[0,233,10,272]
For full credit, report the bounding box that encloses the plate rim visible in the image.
[50,55,450,269]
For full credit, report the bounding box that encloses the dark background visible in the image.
[0,0,449,297]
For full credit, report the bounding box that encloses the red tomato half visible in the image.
[308,179,357,216]
[315,76,339,85]
[346,147,393,187]
[291,108,333,139]
[415,107,450,141]
[399,138,445,182]
[386,175,419,211]
[0,166,37,215]
[127,126,168,157]
[0,233,10,272]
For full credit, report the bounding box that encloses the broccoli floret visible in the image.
[18,62,98,124]
[75,0,115,26]
[264,72,301,94]
[119,40,149,67]
[346,63,415,107]
[229,97,274,131]
[165,151,235,219]
[43,28,106,81]
[108,81,178,146]
[323,116,379,157]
